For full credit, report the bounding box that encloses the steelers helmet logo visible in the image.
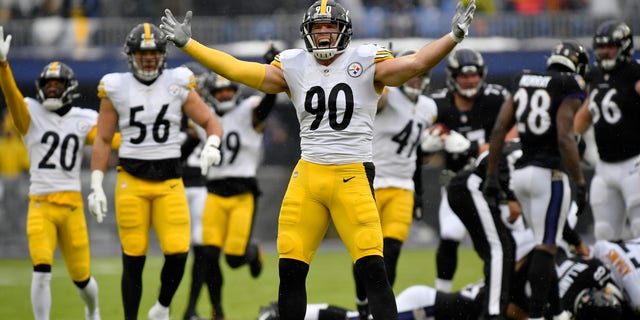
[347,62,363,78]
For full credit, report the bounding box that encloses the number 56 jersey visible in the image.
[98,67,194,160]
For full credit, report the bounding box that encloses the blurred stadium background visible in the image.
[1,0,640,258]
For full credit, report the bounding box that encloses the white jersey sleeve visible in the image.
[279,44,387,164]
[373,87,437,191]
[98,67,194,160]
[207,95,264,180]
[593,238,640,313]
[22,98,98,195]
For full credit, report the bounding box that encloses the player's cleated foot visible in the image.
[249,243,263,278]
[148,301,170,320]
[257,301,279,320]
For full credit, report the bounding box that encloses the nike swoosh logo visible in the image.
[170,184,178,189]
[343,176,355,183]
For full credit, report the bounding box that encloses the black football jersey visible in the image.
[430,84,509,173]
[588,61,640,162]
[511,70,586,170]
[557,258,617,315]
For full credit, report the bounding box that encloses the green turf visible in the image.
[0,247,482,320]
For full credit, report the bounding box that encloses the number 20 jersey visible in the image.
[276,44,393,165]
[23,98,98,195]
[98,67,194,160]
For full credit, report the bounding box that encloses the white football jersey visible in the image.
[373,87,437,191]
[279,44,390,164]
[22,98,97,195]
[207,95,264,179]
[98,67,194,160]
[593,238,640,313]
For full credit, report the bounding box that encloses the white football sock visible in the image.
[435,278,453,293]
[31,271,52,320]
[78,276,100,316]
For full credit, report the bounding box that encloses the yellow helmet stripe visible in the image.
[50,61,59,72]
[143,23,151,45]
[319,0,328,14]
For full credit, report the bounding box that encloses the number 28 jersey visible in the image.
[276,44,393,164]
[98,67,195,160]
[23,98,98,195]
[512,70,586,170]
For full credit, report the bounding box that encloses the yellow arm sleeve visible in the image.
[184,39,266,90]
[0,61,30,136]
[86,125,121,150]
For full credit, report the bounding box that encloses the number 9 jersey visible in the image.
[97,66,194,161]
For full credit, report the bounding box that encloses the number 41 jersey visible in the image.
[277,44,393,165]
[512,70,586,170]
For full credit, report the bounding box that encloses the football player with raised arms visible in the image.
[0,26,121,320]
[351,48,438,320]
[160,1,476,318]
[574,20,640,241]
[87,23,223,320]
[484,40,590,320]
[196,50,277,320]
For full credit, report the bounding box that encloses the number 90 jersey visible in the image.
[23,98,98,195]
[512,70,586,170]
[98,67,194,160]
[276,44,392,164]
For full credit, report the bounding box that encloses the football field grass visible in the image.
[0,247,482,320]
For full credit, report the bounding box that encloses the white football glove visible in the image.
[160,9,192,48]
[449,0,476,43]
[420,128,444,152]
[0,26,12,62]
[200,135,221,175]
[87,170,107,223]
[444,130,471,153]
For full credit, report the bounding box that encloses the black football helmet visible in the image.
[574,283,623,320]
[593,20,634,71]
[446,48,487,98]
[546,40,590,77]
[124,23,167,82]
[300,0,352,60]
[398,49,431,101]
[181,62,217,107]
[208,73,239,113]
[35,61,79,111]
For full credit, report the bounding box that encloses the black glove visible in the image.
[482,174,502,210]
[575,184,589,216]
[413,193,423,220]
[263,43,279,64]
